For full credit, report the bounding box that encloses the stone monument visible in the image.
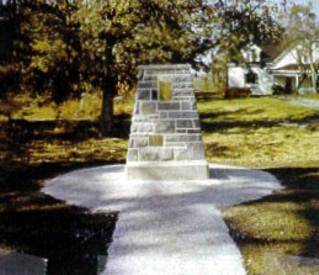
[126,64,209,180]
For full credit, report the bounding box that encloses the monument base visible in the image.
[126,160,209,181]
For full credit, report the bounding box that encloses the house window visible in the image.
[245,71,258,84]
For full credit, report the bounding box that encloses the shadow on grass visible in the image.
[195,92,223,100]
[223,167,319,273]
[0,206,117,275]
[0,160,124,193]
[205,142,233,158]
[0,104,128,273]
[200,108,266,123]
[0,114,131,143]
[200,112,319,134]
[0,114,129,166]
[0,208,117,275]
[0,160,120,275]
[266,168,319,259]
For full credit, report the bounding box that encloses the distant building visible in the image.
[268,43,319,94]
[227,42,274,96]
[227,41,319,95]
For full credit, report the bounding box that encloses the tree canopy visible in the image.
[1,0,284,133]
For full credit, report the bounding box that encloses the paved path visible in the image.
[43,164,282,275]
[284,98,319,110]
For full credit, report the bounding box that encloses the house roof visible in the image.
[269,44,298,68]
[269,41,319,70]
[271,63,315,71]
[237,41,282,63]
[271,64,300,71]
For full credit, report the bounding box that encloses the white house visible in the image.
[268,42,319,94]
[227,42,273,95]
[227,41,319,95]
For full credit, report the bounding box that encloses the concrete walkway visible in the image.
[43,164,282,275]
[284,98,319,110]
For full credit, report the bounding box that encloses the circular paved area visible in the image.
[42,164,282,275]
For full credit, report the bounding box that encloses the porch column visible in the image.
[295,75,299,90]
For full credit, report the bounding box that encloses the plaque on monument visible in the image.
[126,64,209,180]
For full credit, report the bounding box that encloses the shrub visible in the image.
[272,84,286,95]
[224,87,251,99]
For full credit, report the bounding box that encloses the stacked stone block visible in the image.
[126,64,208,180]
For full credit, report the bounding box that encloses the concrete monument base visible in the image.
[126,160,209,181]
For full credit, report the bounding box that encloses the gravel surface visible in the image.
[43,164,282,275]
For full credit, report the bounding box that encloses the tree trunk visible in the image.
[309,46,317,93]
[100,85,115,136]
[99,37,117,136]
[310,67,317,93]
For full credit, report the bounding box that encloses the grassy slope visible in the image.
[197,97,319,274]
[223,168,319,275]
[0,94,130,271]
[0,94,132,164]
[199,97,319,168]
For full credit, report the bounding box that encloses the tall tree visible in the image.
[283,3,319,93]
[75,0,213,134]
[207,0,283,91]
[5,0,284,134]
[9,0,213,134]
[81,0,284,129]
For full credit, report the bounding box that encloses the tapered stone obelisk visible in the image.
[126,64,208,180]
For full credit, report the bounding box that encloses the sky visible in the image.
[272,0,319,14]
[289,0,319,6]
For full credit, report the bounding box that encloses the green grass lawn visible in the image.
[1,95,319,274]
[199,97,319,168]
[222,167,319,275]
[197,96,319,274]
[0,94,126,271]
